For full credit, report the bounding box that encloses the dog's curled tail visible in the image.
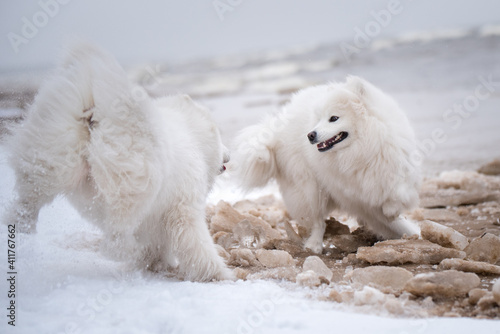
[229,116,279,189]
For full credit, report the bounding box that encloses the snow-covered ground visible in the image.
[1,29,500,333]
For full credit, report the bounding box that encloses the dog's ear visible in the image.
[345,75,367,97]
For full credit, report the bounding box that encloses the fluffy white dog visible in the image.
[232,76,421,253]
[4,45,232,281]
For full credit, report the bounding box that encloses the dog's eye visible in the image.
[329,116,339,122]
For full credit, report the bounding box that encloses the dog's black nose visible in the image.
[307,131,317,143]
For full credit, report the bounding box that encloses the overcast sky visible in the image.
[1,0,499,72]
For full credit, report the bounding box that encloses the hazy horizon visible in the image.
[1,0,500,73]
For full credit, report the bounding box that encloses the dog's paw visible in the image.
[304,238,323,254]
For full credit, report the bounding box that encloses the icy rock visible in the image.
[233,267,250,280]
[296,270,322,287]
[302,256,333,281]
[477,295,498,310]
[255,249,295,268]
[233,219,266,248]
[211,201,282,243]
[468,288,489,305]
[215,245,230,261]
[419,189,497,208]
[404,270,480,298]
[465,233,500,264]
[247,267,299,281]
[410,208,461,223]
[328,234,377,253]
[328,289,343,303]
[210,201,243,233]
[212,231,236,250]
[478,159,500,176]
[439,258,500,275]
[356,239,466,265]
[346,266,413,293]
[283,220,303,245]
[229,248,259,267]
[353,286,387,306]
[420,220,469,250]
[493,280,500,305]
[264,239,304,257]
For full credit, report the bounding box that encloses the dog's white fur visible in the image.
[4,44,232,281]
[231,76,421,253]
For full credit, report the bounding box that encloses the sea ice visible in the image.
[419,220,469,250]
[346,266,413,293]
[404,270,480,298]
[439,258,500,275]
[302,256,333,281]
[356,239,466,265]
[493,279,500,305]
[296,270,322,287]
[255,249,295,268]
[465,233,500,264]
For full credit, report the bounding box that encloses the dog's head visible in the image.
[307,76,372,153]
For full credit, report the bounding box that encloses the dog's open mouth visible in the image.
[317,132,348,152]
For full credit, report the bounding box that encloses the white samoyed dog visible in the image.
[231,76,421,253]
[4,44,233,281]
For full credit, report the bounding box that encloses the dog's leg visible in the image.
[304,219,326,254]
[163,202,233,282]
[279,179,328,254]
[4,171,57,233]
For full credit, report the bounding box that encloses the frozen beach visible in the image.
[1,27,500,333]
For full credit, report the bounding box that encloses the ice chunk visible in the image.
[404,270,480,298]
[439,258,500,275]
[420,189,497,208]
[248,267,299,281]
[210,201,282,243]
[353,286,387,306]
[410,208,461,223]
[468,288,489,305]
[229,248,259,267]
[302,256,333,281]
[233,219,265,248]
[346,266,413,293]
[493,279,500,305]
[478,159,500,176]
[283,220,303,244]
[420,220,469,250]
[465,233,500,264]
[233,267,250,280]
[210,201,242,233]
[296,270,321,287]
[264,239,304,257]
[255,249,295,268]
[356,239,466,265]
